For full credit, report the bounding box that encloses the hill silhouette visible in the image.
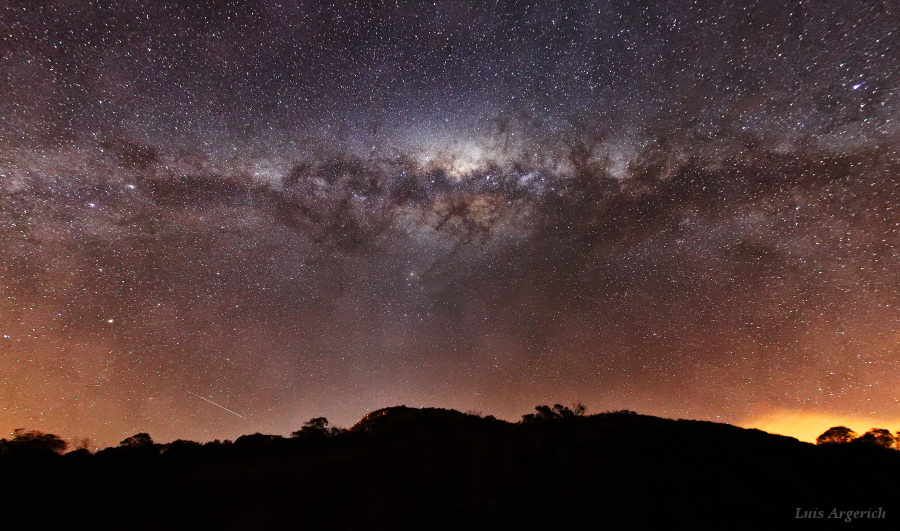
[1,407,898,530]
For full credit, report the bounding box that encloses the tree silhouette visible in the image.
[521,403,587,422]
[854,428,896,448]
[291,417,343,438]
[120,433,154,448]
[815,426,857,445]
[9,428,68,454]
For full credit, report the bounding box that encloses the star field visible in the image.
[0,0,898,447]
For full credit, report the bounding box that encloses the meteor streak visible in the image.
[188,392,246,419]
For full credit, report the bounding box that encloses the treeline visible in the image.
[3,407,897,459]
[2,405,900,530]
[0,404,591,457]
[816,426,900,448]
[0,416,349,459]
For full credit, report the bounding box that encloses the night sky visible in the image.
[1,0,898,448]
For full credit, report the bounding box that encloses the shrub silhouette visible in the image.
[521,403,586,422]
[291,417,344,438]
[816,426,858,445]
[7,428,68,455]
[853,428,896,448]
[119,432,154,448]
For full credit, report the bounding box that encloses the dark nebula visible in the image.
[0,0,897,446]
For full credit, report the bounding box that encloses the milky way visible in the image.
[1,1,898,447]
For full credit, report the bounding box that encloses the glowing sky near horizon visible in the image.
[0,0,898,448]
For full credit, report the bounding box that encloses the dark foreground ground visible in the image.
[1,407,897,530]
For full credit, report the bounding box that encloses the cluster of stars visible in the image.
[0,0,897,447]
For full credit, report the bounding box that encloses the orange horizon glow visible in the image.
[740,410,900,444]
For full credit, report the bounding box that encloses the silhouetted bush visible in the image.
[521,403,586,422]
[816,426,858,445]
[6,428,68,455]
[290,417,344,438]
[853,428,896,448]
[120,432,154,448]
